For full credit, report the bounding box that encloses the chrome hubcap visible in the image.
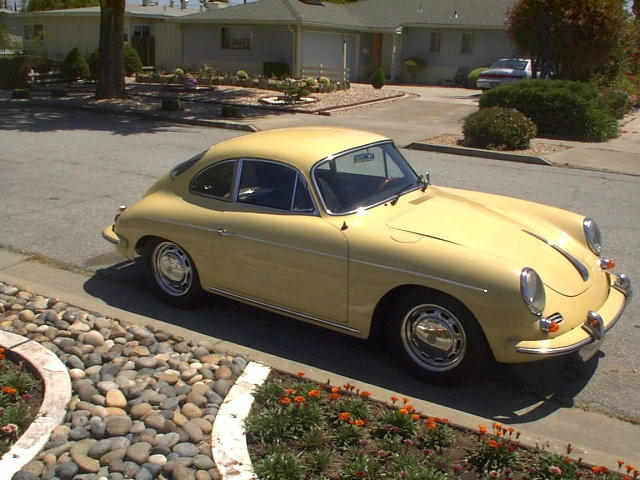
[152,242,193,297]
[401,304,467,372]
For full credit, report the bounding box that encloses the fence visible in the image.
[302,65,350,83]
[27,70,65,86]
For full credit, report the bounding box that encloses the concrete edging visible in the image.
[211,362,271,480]
[407,141,553,166]
[0,329,72,477]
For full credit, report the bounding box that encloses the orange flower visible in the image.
[592,467,603,475]
[625,465,634,473]
[343,383,355,391]
[488,440,499,448]
[284,389,296,395]
[390,396,398,404]
[496,430,503,437]
[402,397,410,404]
[1,386,16,395]
[296,371,305,378]
[280,396,291,405]
[293,395,305,404]
[478,425,488,434]
[338,412,351,421]
[600,467,608,474]
[308,389,321,398]
[360,391,371,398]
[398,408,408,415]
[0,347,5,360]
[508,444,516,452]
[436,417,450,425]
[618,460,625,468]
[331,387,340,394]
[426,422,437,430]
[623,476,632,480]
[328,393,340,400]
[404,405,415,413]
[493,422,503,431]
[507,427,515,434]
[354,419,365,427]
[412,414,420,421]
[564,457,572,464]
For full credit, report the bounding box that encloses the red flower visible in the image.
[360,391,371,398]
[390,396,398,404]
[293,395,305,404]
[478,425,488,434]
[279,396,291,405]
[1,386,17,395]
[296,371,305,378]
[338,412,350,421]
[488,440,499,448]
[328,393,340,400]
[307,389,321,398]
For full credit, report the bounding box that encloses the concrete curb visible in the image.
[406,141,553,166]
[0,329,72,477]
[211,362,271,480]
[0,99,259,132]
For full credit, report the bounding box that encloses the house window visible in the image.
[460,32,473,54]
[24,24,43,40]
[429,32,441,53]
[221,27,251,50]
[133,25,151,37]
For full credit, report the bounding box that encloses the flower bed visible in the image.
[0,348,42,456]
[245,372,639,480]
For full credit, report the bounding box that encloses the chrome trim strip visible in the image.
[233,232,347,261]
[101,227,120,245]
[524,230,589,281]
[350,258,488,293]
[140,217,219,233]
[515,290,629,355]
[207,286,360,334]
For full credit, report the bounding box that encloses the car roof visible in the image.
[204,127,390,172]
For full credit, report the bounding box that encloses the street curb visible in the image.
[0,329,72,477]
[406,141,553,165]
[0,99,259,132]
[211,362,270,480]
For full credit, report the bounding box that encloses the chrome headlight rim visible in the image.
[583,217,602,256]
[520,267,546,315]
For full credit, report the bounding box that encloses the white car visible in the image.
[476,58,532,90]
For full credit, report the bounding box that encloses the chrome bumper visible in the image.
[515,272,631,357]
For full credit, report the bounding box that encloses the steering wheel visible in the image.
[377,177,402,192]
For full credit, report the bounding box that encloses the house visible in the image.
[178,0,516,84]
[17,3,198,71]
[0,7,21,54]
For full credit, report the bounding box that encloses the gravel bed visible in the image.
[424,134,570,157]
[0,281,246,480]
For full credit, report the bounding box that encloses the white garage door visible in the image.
[302,31,356,80]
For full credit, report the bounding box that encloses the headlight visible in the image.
[583,218,602,256]
[520,268,545,315]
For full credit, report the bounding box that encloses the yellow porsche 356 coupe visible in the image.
[103,127,631,381]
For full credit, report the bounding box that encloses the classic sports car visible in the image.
[103,127,631,382]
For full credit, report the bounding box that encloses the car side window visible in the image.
[190,160,236,200]
[237,160,297,211]
[292,174,315,213]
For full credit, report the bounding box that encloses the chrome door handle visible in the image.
[216,227,233,237]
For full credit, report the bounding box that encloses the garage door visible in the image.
[302,31,356,81]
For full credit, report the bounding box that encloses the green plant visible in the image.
[87,49,99,79]
[468,424,520,474]
[330,397,371,420]
[123,44,143,76]
[597,86,632,119]
[173,68,184,76]
[533,451,581,480]
[200,64,215,76]
[305,448,331,475]
[418,418,454,449]
[0,368,36,394]
[467,66,488,89]
[219,105,242,118]
[318,76,331,86]
[0,55,45,89]
[236,70,249,81]
[479,80,618,141]
[263,61,290,79]
[62,47,90,80]
[375,409,417,439]
[372,67,385,89]
[49,87,68,98]
[254,450,304,480]
[403,57,426,82]
[245,400,324,444]
[305,77,318,87]
[343,452,381,480]
[161,98,181,111]
[11,88,30,99]
[463,107,537,150]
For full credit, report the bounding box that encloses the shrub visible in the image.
[479,79,619,141]
[173,68,184,76]
[305,77,318,87]
[318,76,330,86]
[49,87,68,98]
[62,47,90,80]
[219,105,242,118]
[161,98,181,111]
[403,57,426,82]
[467,66,488,89]
[0,55,44,89]
[236,70,249,81]
[263,61,289,79]
[88,49,99,80]
[463,107,537,150]
[123,44,143,76]
[597,86,632,119]
[372,67,385,89]
[11,88,30,99]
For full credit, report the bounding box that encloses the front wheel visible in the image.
[143,239,204,308]
[387,290,491,383]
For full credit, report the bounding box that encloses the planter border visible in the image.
[407,141,553,165]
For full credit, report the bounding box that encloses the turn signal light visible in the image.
[114,205,127,222]
[547,322,559,333]
[600,258,615,270]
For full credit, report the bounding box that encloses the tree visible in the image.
[96,0,125,99]
[633,0,639,18]
[0,25,14,51]
[506,0,630,81]
[27,0,98,11]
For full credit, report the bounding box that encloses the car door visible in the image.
[210,158,349,324]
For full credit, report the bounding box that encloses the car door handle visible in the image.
[216,227,233,237]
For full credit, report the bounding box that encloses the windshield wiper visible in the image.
[390,183,416,205]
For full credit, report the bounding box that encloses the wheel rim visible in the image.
[400,303,467,372]
[151,242,194,297]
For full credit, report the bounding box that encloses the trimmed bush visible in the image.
[479,80,618,141]
[305,77,318,87]
[62,47,90,80]
[403,57,426,82]
[173,68,184,76]
[236,70,249,81]
[11,88,31,99]
[318,76,330,86]
[161,98,181,111]
[263,61,289,79]
[123,44,143,76]
[467,66,488,89]
[88,49,99,80]
[219,105,242,118]
[0,55,44,89]
[372,67,385,89]
[463,107,537,150]
[597,87,632,119]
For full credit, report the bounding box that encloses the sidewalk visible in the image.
[1,248,639,470]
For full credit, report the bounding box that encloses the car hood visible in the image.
[385,190,592,296]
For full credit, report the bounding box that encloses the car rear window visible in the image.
[170,151,206,179]
[490,59,528,70]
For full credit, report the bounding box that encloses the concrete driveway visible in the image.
[382,84,482,106]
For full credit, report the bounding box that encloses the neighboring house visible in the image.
[0,8,21,54]
[17,4,198,71]
[178,0,517,84]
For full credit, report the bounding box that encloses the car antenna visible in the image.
[341,221,348,231]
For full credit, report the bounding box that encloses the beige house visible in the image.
[1,8,21,53]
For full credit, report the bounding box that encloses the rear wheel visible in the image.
[387,289,491,383]
[143,239,204,308]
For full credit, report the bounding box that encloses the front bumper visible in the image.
[512,272,631,358]
[102,224,127,248]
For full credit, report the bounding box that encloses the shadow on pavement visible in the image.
[85,260,599,426]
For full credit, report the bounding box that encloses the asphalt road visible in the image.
[1,107,639,425]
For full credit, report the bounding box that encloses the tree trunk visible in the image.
[96,0,125,99]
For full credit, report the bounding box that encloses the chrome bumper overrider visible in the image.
[515,272,631,357]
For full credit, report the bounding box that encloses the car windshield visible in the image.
[313,142,421,215]
[490,59,528,70]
